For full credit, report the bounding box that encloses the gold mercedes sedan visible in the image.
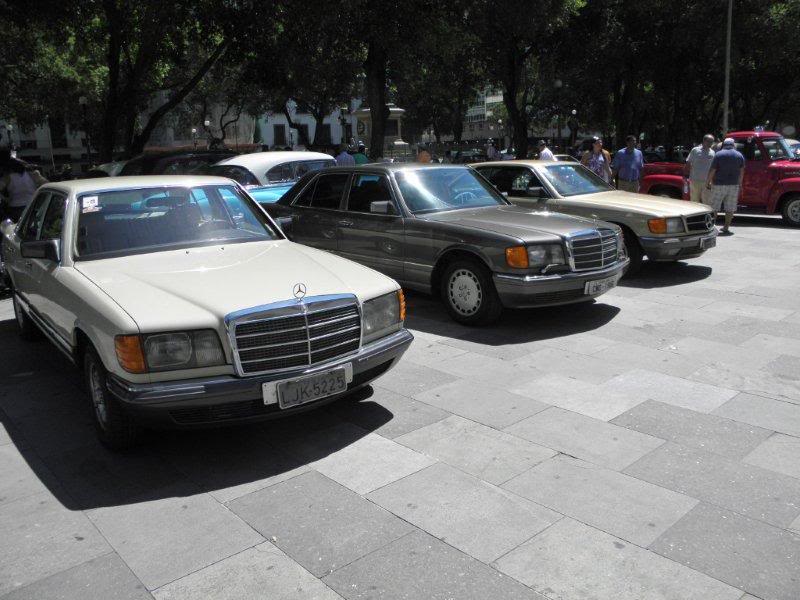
[473,160,717,273]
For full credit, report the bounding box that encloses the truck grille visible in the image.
[686,213,713,232]
[227,296,361,376]
[568,229,620,271]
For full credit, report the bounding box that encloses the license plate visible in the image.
[275,368,349,409]
[584,274,620,295]
[700,236,716,249]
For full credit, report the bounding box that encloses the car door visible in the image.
[338,173,405,280]
[6,191,51,301]
[739,139,771,210]
[477,165,556,210]
[289,172,350,253]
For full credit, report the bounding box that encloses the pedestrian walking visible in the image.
[334,143,355,166]
[353,143,369,165]
[684,134,715,204]
[487,141,501,161]
[612,135,644,193]
[581,137,612,183]
[537,140,555,161]
[706,137,744,235]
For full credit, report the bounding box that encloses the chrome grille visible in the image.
[568,228,620,271]
[686,213,713,232]
[227,295,361,376]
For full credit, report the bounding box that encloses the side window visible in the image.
[735,142,758,161]
[40,194,67,240]
[266,163,294,182]
[346,174,395,214]
[296,160,336,178]
[19,192,51,241]
[215,166,259,186]
[309,173,349,210]
[292,178,318,207]
[217,187,264,234]
[508,168,535,192]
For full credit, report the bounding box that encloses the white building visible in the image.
[1,118,89,175]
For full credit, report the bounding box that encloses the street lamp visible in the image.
[191,127,198,150]
[568,109,578,148]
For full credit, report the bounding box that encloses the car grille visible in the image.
[568,229,620,271]
[228,296,361,376]
[686,214,713,232]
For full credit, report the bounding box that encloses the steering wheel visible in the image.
[452,190,478,205]
[197,219,235,231]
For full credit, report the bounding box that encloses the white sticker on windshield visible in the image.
[82,196,100,213]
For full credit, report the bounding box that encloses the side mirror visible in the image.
[370,201,396,215]
[526,186,545,199]
[21,239,61,262]
[276,216,293,239]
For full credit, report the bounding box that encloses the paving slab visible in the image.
[611,400,773,458]
[430,350,545,389]
[395,414,556,485]
[590,342,699,377]
[743,433,800,479]
[227,471,412,577]
[372,360,458,397]
[87,486,263,590]
[691,363,800,404]
[368,462,561,563]
[602,369,739,412]
[714,393,800,436]
[324,530,544,600]
[0,444,58,507]
[651,503,800,600]
[509,373,646,421]
[662,336,780,370]
[327,388,449,439]
[624,442,800,528]
[494,518,741,600]
[402,338,470,366]
[504,407,664,471]
[2,553,152,600]
[503,455,698,547]
[413,379,549,429]
[0,492,112,596]
[766,354,800,381]
[520,346,627,384]
[740,333,800,357]
[540,331,618,355]
[153,543,341,600]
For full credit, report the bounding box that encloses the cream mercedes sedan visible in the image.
[473,161,717,273]
[0,176,412,449]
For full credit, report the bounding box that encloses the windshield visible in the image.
[76,184,281,259]
[762,138,796,161]
[540,164,615,197]
[395,167,507,214]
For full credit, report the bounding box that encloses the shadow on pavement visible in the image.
[724,214,793,229]
[620,262,713,289]
[0,316,391,511]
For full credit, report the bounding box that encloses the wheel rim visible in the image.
[788,200,800,223]
[88,360,109,430]
[447,269,482,316]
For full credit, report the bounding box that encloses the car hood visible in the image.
[419,204,604,242]
[74,240,396,332]
[559,191,711,217]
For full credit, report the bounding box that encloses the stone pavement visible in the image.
[1,216,799,600]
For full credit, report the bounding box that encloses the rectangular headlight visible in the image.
[362,291,403,344]
[527,244,566,268]
[142,330,225,371]
[648,217,684,234]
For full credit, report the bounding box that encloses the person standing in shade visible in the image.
[684,134,715,204]
[537,140,555,161]
[416,147,432,163]
[353,143,369,165]
[612,135,644,193]
[581,137,612,183]
[334,143,355,166]
[706,137,744,235]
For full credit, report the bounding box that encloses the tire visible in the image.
[440,258,503,325]
[781,195,800,227]
[621,228,644,275]
[13,294,40,340]
[84,347,139,450]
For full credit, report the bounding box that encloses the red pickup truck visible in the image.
[640,131,800,226]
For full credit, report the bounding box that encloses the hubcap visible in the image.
[789,200,800,223]
[88,361,108,429]
[448,269,482,316]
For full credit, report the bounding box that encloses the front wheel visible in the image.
[781,195,800,227]
[84,347,139,450]
[621,229,644,275]
[440,259,503,325]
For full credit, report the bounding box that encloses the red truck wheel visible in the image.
[781,195,800,227]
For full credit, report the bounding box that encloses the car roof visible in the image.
[40,175,235,195]
[727,131,783,139]
[215,151,335,171]
[475,160,560,167]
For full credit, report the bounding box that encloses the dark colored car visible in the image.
[118,150,237,176]
[263,164,629,325]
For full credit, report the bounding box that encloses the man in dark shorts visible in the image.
[706,137,745,235]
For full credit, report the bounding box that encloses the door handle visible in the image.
[338,220,353,227]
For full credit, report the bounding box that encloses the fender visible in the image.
[767,176,800,214]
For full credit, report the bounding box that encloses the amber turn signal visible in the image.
[397,289,406,321]
[114,335,147,373]
[505,246,529,268]
[647,218,667,234]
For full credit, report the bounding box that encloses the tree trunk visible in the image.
[501,51,529,158]
[99,0,122,162]
[365,41,389,159]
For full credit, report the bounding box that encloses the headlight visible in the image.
[527,244,566,268]
[362,290,404,344]
[648,217,684,234]
[115,330,225,373]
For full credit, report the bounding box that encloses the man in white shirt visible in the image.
[684,134,715,204]
[537,140,555,161]
[334,144,355,166]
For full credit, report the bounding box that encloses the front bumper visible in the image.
[639,230,717,261]
[492,259,629,309]
[106,329,413,428]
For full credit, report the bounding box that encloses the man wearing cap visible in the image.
[537,140,555,161]
[706,137,745,234]
[684,134,715,204]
